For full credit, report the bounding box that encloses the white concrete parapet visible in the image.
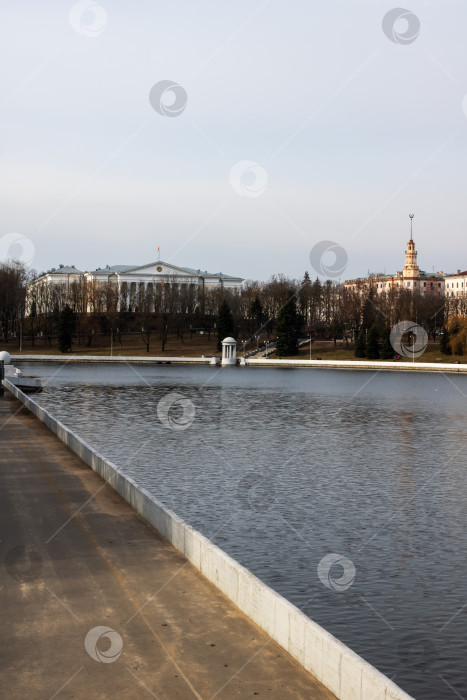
[12,354,216,364]
[245,357,467,373]
[12,354,467,373]
[5,378,414,700]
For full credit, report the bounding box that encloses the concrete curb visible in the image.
[5,378,414,700]
[11,354,215,364]
[12,354,467,373]
[246,358,467,373]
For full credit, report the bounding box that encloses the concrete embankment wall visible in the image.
[13,353,467,373]
[245,358,467,373]
[5,379,413,700]
[12,354,216,364]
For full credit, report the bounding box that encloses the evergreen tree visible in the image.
[354,327,367,357]
[379,326,394,359]
[362,295,376,330]
[216,300,234,351]
[310,278,322,328]
[58,306,75,353]
[299,271,311,325]
[275,292,302,357]
[329,317,344,347]
[249,297,263,326]
[366,324,380,359]
[440,328,451,355]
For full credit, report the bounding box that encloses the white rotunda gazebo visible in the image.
[221,337,237,366]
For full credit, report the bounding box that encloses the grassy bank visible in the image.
[6,333,219,357]
[5,336,466,364]
[272,340,465,364]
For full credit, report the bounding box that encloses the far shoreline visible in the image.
[11,353,467,374]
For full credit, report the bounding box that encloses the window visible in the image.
[407,281,411,287]
[438,283,441,288]
[424,282,426,287]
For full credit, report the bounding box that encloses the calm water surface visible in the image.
[19,361,467,700]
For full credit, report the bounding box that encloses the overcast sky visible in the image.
[1,0,467,282]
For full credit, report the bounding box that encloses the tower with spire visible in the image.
[402,214,420,279]
[343,213,446,297]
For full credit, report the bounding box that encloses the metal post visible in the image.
[0,361,4,397]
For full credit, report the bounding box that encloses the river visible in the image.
[18,361,467,700]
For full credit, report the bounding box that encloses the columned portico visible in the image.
[28,260,243,315]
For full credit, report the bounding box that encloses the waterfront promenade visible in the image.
[0,392,334,700]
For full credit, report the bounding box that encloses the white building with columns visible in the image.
[92,260,243,311]
[29,259,243,312]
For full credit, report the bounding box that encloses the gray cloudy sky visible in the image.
[1,0,467,281]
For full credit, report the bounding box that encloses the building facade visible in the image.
[344,220,446,296]
[28,260,244,313]
[444,271,467,298]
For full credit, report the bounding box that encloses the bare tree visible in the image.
[0,260,28,343]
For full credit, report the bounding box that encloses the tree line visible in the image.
[0,260,465,355]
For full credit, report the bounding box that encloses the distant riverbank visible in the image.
[6,337,466,365]
[12,354,467,373]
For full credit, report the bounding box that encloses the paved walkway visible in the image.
[0,392,334,700]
